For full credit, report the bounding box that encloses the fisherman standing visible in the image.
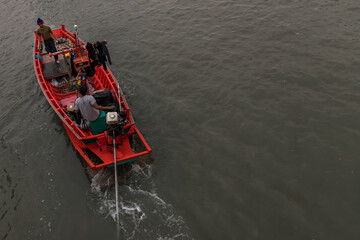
[36,18,60,63]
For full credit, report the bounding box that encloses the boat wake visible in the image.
[88,161,192,239]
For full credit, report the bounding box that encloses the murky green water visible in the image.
[1,0,360,239]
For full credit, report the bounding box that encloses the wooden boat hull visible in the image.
[33,25,151,170]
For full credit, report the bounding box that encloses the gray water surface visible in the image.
[1,0,360,239]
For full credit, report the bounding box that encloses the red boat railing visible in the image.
[33,26,127,140]
[33,25,152,169]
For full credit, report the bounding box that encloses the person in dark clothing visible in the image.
[36,18,59,63]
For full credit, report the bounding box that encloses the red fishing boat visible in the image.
[33,25,152,170]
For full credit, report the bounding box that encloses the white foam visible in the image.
[88,162,191,239]
[126,185,166,206]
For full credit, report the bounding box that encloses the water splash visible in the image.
[88,160,192,239]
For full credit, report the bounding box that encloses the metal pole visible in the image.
[118,82,122,112]
[74,25,79,48]
[113,130,120,224]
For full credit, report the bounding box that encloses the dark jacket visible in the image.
[86,42,95,60]
[100,41,112,65]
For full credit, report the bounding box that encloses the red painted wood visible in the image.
[33,25,152,170]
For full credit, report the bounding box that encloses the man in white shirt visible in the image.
[74,85,115,122]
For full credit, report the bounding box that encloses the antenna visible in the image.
[74,25,79,47]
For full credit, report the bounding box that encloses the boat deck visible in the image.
[33,25,152,170]
[43,58,68,80]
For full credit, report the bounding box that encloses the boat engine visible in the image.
[106,111,127,138]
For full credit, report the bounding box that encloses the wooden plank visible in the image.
[42,54,64,64]
[43,58,69,80]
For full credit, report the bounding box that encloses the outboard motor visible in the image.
[106,111,127,138]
